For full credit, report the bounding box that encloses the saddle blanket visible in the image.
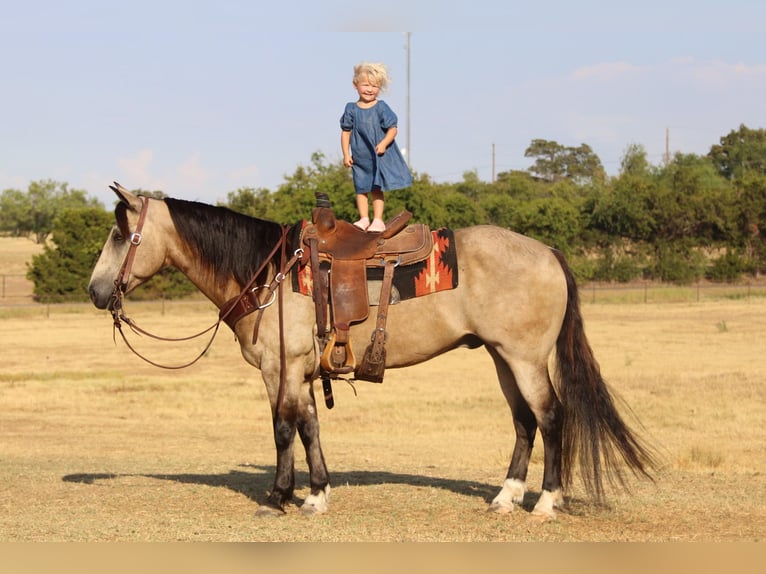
[292,228,458,304]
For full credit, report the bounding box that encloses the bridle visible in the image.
[107,195,304,413]
[108,196,221,369]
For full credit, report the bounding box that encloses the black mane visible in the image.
[163,198,301,288]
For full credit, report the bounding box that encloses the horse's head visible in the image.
[88,183,170,309]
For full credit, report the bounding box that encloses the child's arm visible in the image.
[341,130,353,166]
[375,126,398,155]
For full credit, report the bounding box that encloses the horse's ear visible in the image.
[109,182,143,212]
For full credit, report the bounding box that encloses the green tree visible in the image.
[586,155,656,282]
[657,153,733,245]
[708,124,766,180]
[220,187,273,218]
[453,170,486,201]
[0,189,32,236]
[591,161,656,244]
[259,152,450,229]
[620,143,652,177]
[566,143,607,184]
[267,152,354,223]
[510,196,582,253]
[0,180,102,243]
[441,190,485,228]
[383,172,448,227]
[524,139,605,184]
[732,171,766,274]
[27,207,113,302]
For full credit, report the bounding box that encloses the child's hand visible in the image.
[343,155,354,167]
[375,142,388,155]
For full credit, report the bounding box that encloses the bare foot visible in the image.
[353,217,370,231]
[367,218,385,233]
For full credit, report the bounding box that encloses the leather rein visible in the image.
[109,197,304,392]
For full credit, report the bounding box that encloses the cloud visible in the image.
[226,165,263,190]
[117,149,166,192]
[175,153,211,193]
[114,149,217,199]
[508,56,766,171]
[572,61,643,80]
[678,58,766,90]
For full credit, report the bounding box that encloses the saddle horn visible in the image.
[315,192,332,208]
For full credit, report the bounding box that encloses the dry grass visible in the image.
[1,298,764,541]
[0,238,765,541]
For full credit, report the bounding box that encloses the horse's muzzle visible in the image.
[88,283,112,310]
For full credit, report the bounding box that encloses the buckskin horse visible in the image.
[88,183,655,518]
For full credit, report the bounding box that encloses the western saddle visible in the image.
[302,193,433,387]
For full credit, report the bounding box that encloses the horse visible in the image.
[88,183,656,518]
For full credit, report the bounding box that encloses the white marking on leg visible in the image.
[301,483,331,515]
[531,488,564,518]
[489,478,526,513]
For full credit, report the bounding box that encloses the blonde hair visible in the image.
[353,62,390,91]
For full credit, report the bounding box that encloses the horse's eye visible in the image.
[113,231,124,242]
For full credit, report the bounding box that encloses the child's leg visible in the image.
[367,190,385,232]
[354,193,370,230]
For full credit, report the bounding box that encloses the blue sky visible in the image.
[1,1,764,207]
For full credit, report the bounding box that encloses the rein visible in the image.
[108,196,223,369]
[108,197,303,385]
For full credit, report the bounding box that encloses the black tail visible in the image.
[552,250,657,502]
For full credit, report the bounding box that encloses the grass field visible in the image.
[0,237,765,541]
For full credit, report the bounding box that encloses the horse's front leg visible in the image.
[252,352,307,516]
[256,406,298,516]
[296,381,331,515]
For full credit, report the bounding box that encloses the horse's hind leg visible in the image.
[515,360,565,517]
[296,381,331,515]
[487,348,536,513]
[489,349,565,517]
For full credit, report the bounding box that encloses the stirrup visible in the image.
[320,331,356,374]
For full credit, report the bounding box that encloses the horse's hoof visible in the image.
[488,501,515,514]
[530,507,557,520]
[531,488,564,519]
[300,502,327,516]
[254,504,285,518]
[489,478,525,514]
[300,485,331,515]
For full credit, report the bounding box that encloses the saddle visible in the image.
[302,204,433,383]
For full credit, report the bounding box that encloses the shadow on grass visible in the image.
[63,465,543,510]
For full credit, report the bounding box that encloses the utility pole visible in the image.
[406,32,411,168]
[491,143,496,183]
[665,127,670,166]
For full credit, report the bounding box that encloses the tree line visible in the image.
[2,124,765,303]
